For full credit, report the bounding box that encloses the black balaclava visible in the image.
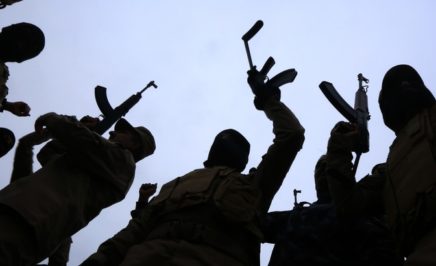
[379,64,435,134]
[203,129,250,172]
[0,22,45,62]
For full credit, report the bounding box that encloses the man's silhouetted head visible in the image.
[0,22,45,63]
[204,129,250,172]
[113,118,155,162]
[379,64,435,134]
[0,127,15,158]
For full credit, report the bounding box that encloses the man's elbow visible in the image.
[280,128,305,151]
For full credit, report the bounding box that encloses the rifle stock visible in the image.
[268,69,298,88]
[319,76,370,154]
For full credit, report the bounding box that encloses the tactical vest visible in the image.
[384,104,436,255]
[148,166,262,236]
[146,167,262,265]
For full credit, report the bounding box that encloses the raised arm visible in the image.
[34,113,99,149]
[246,69,305,214]
[34,112,135,194]
[326,121,384,217]
[81,212,152,266]
[10,131,50,183]
[254,99,305,213]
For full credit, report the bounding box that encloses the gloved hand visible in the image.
[247,68,280,110]
[80,115,101,131]
[34,112,77,136]
[138,183,157,203]
[327,121,359,153]
[3,100,31,116]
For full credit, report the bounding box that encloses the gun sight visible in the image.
[358,73,369,83]
[140,81,158,94]
[358,73,369,92]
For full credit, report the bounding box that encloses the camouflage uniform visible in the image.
[0,114,138,265]
[82,98,305,266]
[385,103,436,264]
[326,65,436,265]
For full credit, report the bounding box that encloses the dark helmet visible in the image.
[0,22,45,62]
[379,64,435,134]
[314,155,330,203]
[203,129,250,172]
[0,127,15,158]
[114,118,156,162]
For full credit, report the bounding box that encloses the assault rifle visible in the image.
[93,81,157,134]
[293,189,311,209]
[242,20,297,88]
[319,74,370,176]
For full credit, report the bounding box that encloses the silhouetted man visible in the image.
[81,69,305,266]
[6,116,103,265]
[325,65,436,265]
[0,113,155,265]
[0,22,45,158]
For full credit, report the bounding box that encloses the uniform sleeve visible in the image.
[254,99,305,214]
[42,114,102,151]
[81,215,150,266]
[48,237,72,266]
[10,138,34,183]
[44,114,136,193]
[326,132,385,217]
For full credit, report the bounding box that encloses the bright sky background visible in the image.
[1,1,435,265]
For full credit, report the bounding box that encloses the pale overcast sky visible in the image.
[1,1,435,265]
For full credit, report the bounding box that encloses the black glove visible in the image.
[247,68,281,110]
[327,121,359,153]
